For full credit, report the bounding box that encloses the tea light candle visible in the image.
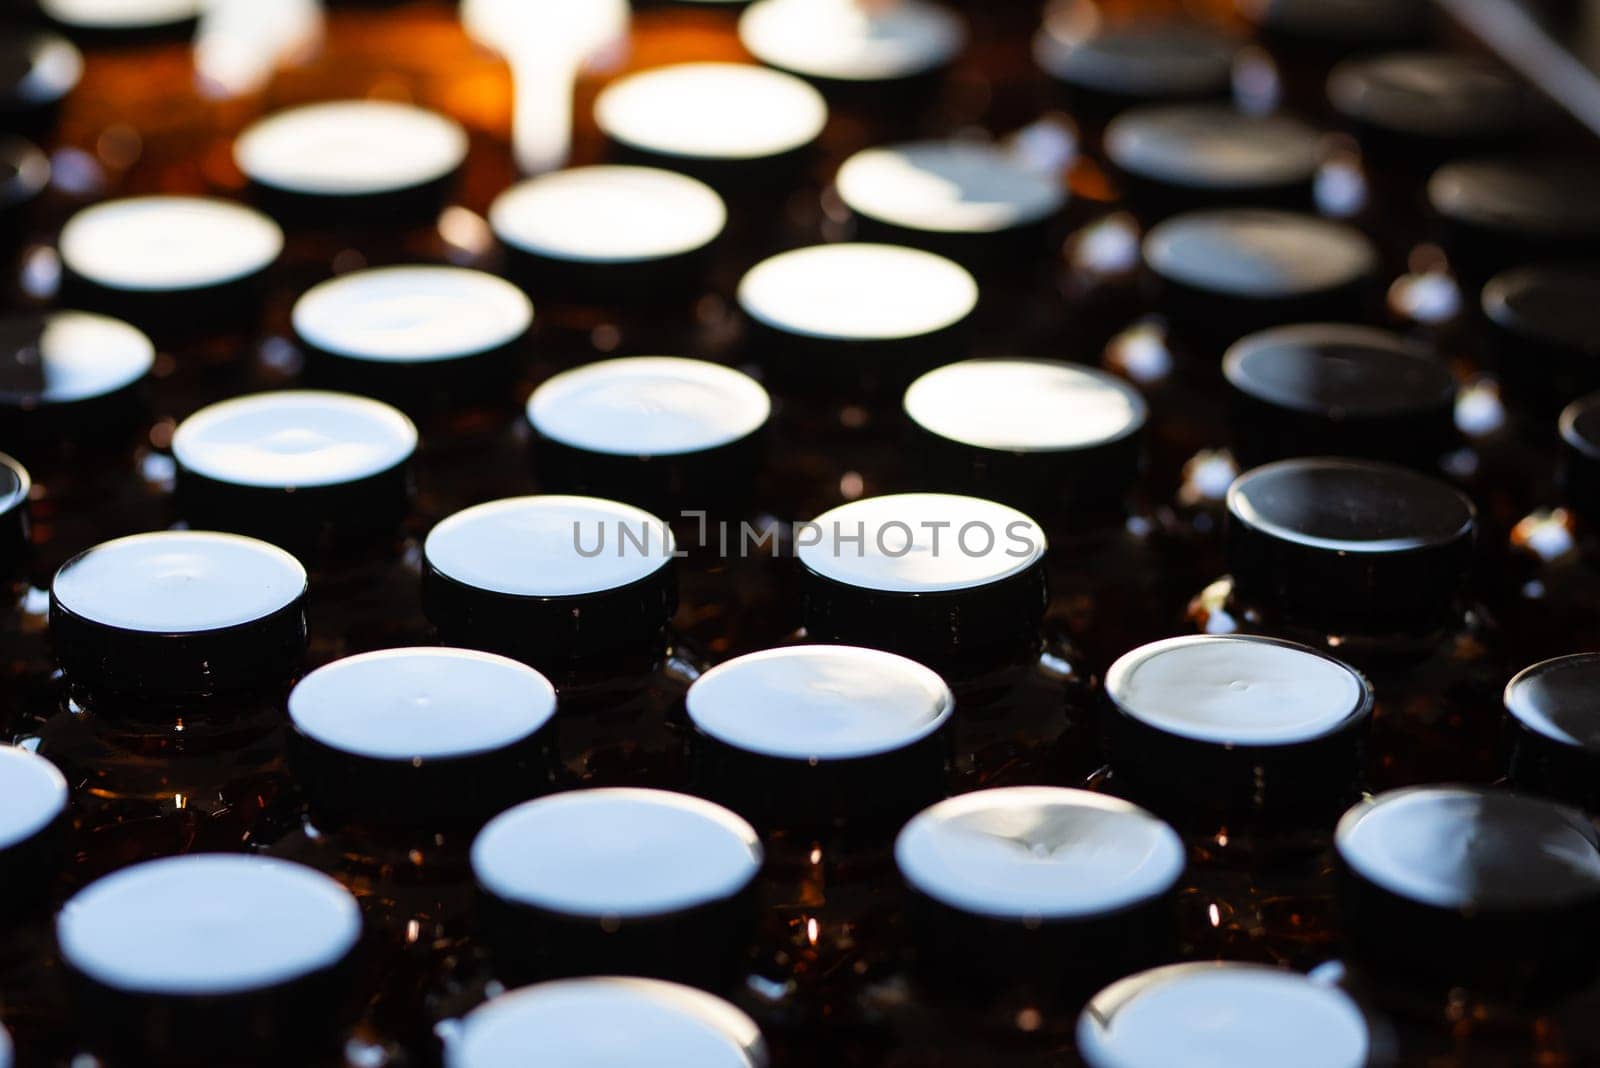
[489,165,726,307]
[39,0,204,32]
[835,139,1065,268]
[57,196,284,341]
[739,0,966,87]
[234,100,468,227]
[594,62,827,192]
[0,29,82,135]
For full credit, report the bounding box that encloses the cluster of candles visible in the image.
[5,1,1600,1067]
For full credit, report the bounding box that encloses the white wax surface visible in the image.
[53,531,306,633]
[425,495,673,597]
[1504,654,1600,751]
[490,166,726,264]
[1143,210,1375,298]
[904,359,1145,452]
[1078,964,1371,1068]
[738,243,977,341]
[0,747,68,852]
[59,197,283,293]
[234,100,468,197]
[40,0,200,28]
[1033,19,1238,96]
[289,648,557,761]
[1337,787,1600,910]
[896,787,1185,919]
[1104,106,1320,189]
[739,0,965,82]
[527,357,769,457]
[687,645,953,760]
[595,63,827,162]
[1106,636,1366,745]
[798,493,1045,594]
[836,141,1063,235]
[13,32,82,107]
[57,856,362,996]
[472,789,762,917]
[18,312,155,404]
[449,978,765,1068]
[293,266,533,363]
[173,391,417,489]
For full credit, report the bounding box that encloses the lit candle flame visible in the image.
[462,0,630,174]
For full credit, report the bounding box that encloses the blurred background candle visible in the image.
[462,0,629,175]
[193,0,323,102]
